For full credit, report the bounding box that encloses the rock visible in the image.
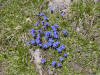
[26,17,32,23]
[29,48,43,75]
[48,0,99,13]
[48,0,72,12]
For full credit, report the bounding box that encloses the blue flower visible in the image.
[60,12,65,16]
[42,26,46,29]
[57,63,61,67]
[41,21,44,25]
[53,42,57,48]
[63,53,67,57]
[53,31,58,34]
[30,28,34,34]
[36,36,40,39]
[56,47,62,53]
[45,31,50,39]
[44,22,49,26]
[37,30,43,33]
[26,41,30,45]
[42,43,48,48]
[41,58,46,63]
[48,42,53,47]
[40,12,44,16]
[53,34,59,39]
[54,24,59,27]
[62,30,67,35]
[31,39,35,44]
[52,31,59,38]
[37,33,40,36]
[56,41,60,45]
[48,38,53,42]
[60,44,66,50]
[49,31,53,37]
[35,38,40,44]
[30,28,34,32]
[36,33,41,39]
[31,33,35,37]
[51,25,57,31]
[59,57,63,62]
[49,8,53,11]
[51,61,56,66]
[38,43,42,47]
[53,41,60,48]
[30,28,35,37]
[43,16,47,20]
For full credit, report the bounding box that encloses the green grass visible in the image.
[0,0,100,75]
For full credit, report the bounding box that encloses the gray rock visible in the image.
[48,0,71,12]
[29,48,43,75]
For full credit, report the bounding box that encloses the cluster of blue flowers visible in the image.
[27,11,68,68]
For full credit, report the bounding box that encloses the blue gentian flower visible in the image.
[30,28,34,32]
[35,38,40,44]
[53,41,60,48]
[59,57,63,62]
[48,38,53,42]
[63,53,67,57]
[56,41,60,45]
[36,34,40,39]
[43,16,47,20]
[62,30,67,35]
[53,42,57,48]
[40,12,44,16]
[30,28,35,34]
[51,25,57,31]
[53,31,59,38]
[48,38,53,47]
[30,28,35,37]
[41,21,44,25]
[49,8,53,11]
[57,63,61,67]
[36,36,40,39]
[56,47,62,53]
[45,31,50,39]
[31,33,35,37]
[37,33,40,37]
[42,43,48,48]
[41,58,46,63]
[31,39,35,44]
[60,44,66,50]
[38,43,42,47]
[26,41,30,45]
[54,24,59,27]
[53,31,58,34]
[42,26,46,29]
[45,35,49,39]
[44,22,49,26]
[51,61,56,66]
[37,30,43,33]
[49,31,53,37]
[48,42,53,47]
[60,12,65,16]
[53,34,59,39]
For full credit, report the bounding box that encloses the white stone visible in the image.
[30,49,43,75]
[48,0,71,12]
